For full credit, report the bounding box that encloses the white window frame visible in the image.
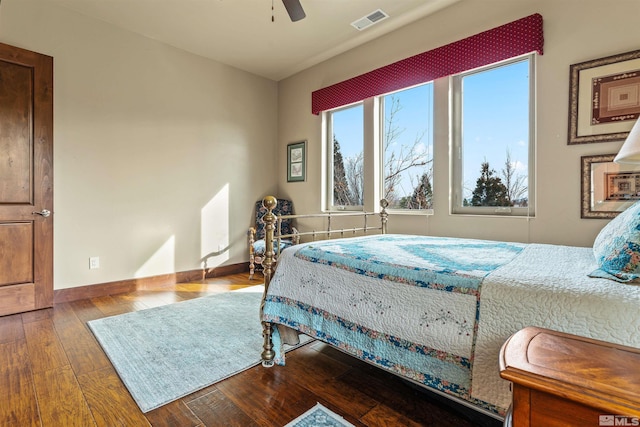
[324,102,365,212]
[450,54,536,216]
[377,83,435,215]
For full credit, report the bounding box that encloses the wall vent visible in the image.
[351,9,389,31]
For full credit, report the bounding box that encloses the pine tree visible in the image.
[470,162,510,206]
[332,137,353,205]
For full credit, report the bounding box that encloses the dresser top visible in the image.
[499,326,640,416]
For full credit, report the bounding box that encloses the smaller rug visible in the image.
[285,403,355,427]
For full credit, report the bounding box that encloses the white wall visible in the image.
[277,0,640,248]
[1,0,278,289]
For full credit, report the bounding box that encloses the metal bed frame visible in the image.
[258,195,389,366]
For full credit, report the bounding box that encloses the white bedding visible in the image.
[473,243,640,409]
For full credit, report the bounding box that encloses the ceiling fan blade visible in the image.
[282,0,306,22]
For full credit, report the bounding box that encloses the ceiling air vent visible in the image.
[351,9,389,31]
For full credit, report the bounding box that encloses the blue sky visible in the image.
[333,104,364,159]
[461,59,529,198]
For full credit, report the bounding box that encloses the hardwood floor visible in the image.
[0,273,502,426]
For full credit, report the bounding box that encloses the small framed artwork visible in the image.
[287,141,306,182]
[581,153,640,218]
[568,49,640,145]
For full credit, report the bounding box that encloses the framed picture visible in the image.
[568,49,640,145]
[287,141,306,182]
[581,154,640,218]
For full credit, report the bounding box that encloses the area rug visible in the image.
[285,403,355,427]
[88,286,309,413]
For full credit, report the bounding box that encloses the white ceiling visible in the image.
[42,0,460,81]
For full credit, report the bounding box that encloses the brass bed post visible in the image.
[380,198,389,234]
[259,196,277,366]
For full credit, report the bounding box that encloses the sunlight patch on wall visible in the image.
[135,235,176,278]
[201,183,230,268]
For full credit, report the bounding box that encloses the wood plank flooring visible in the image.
[0,273,502,426]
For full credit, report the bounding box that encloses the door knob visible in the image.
[33,209,51,218]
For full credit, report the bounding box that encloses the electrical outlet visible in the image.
[89,256,100,269]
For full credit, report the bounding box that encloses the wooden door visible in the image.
[0,42,53,316]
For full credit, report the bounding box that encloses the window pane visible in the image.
[382,83,434,210]
[331,104,364,207]
[461,59,530,208]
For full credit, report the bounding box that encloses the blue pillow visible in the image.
[590,200,640,282]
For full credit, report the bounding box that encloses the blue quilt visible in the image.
[262,234,524,415]
[295,234,523,293]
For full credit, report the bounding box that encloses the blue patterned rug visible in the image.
[88,286,310,412]
[285,403,354,427]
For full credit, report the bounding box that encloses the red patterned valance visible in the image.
[311,13,543,115]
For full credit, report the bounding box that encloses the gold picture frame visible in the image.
[568,49,640,145]
[581,154,640,218]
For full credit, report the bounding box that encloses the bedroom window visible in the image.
[380,83,434,211]
[326,102,364,210]
[451,54,536,216]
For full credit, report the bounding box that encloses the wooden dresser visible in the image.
[499,326,640,427]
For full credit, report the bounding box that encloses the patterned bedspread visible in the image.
[262,234,524,414]
[262,234,640,417]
